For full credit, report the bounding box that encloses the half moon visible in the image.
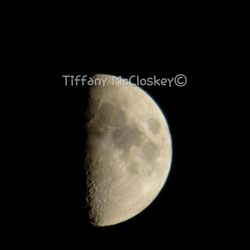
[85,74,172,226]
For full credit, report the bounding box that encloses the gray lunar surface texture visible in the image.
[85,74,172,226]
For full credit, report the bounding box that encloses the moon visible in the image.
[84,74,172,226]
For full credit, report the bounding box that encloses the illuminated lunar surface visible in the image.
[85,74,172,226]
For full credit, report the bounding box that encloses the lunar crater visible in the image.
[148,117,161,134]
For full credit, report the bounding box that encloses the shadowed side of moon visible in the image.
[84,74,172,226]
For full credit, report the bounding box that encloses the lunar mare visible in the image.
[85,74,172,226]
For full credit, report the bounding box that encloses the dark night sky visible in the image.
[6,2,245,248]
[18,14,238,248]
[45,47,223,247]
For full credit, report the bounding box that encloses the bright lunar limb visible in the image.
[85,74,172,226]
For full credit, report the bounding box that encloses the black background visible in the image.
[15,6,240,248]
[43,48,223,248]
